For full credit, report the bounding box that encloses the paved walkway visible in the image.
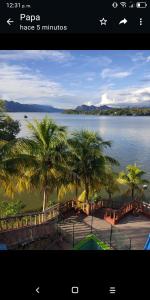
[20,213,150,250]
[58,213,150,250]
[114,214,150,250]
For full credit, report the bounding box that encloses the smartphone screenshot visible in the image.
[0,1,149,298]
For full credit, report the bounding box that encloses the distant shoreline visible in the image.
[8,111,150,117]
[63,108,150,117]
[4,100,150,116]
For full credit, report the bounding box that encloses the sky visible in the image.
[0,50,150,108]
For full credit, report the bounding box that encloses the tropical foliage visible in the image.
[0,116,20,141]
[118,164,148,201]
[102,169,120,201]
[0,99,5,113]
[13,116,68,211]
[0,199,25,218]
[68,130,118,202]
[64,107,150,116]
[0,114,148,217]
[0,100,20,141]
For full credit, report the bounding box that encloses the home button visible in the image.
[71,286,79,294]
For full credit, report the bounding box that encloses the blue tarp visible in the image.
[144,234,150,250]
[0,243,7,250]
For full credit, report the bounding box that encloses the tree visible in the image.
[0,99,5,113]
[102,169,120,207]
[14,116,68,211]
[68,130,118,202]
[0,199,25,218]
[0,99,20,141]
[0,116,20,141]
[118,164,148,201]
[0,138,21,197]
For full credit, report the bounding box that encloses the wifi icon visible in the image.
[120,2,127,7]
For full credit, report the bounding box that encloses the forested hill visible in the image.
[5,100,63,113]
[64,105,150,116]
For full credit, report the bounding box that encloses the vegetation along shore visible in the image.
[0,99,148,219]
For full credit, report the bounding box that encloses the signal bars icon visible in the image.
[109,287,116,294]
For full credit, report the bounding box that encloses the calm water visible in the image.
[8,113,150,179]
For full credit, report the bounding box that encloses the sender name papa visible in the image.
[20,14,40,22]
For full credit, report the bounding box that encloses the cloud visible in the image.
[96,93,116,106]
[101,68,132,79]
[86,77,94,81]
[83,101,93,106]
[96,85,150,107]
[140,74,150,82]
[0,50,73,63]
[0,63,73,105]
[1,61,150,108]
[132,52,150,63]
[0,62,99,109]
[83,55,112,67]
[0,50,150,109]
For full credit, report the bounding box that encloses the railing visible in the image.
[0,199,75,232]
[0,198,150,232]
[77,200,111,215]
[141,201,150,217]
[103,202,134,224]
[103,200,150,224]
[0,199,105,233]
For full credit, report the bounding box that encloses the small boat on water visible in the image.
[143,184,148,190]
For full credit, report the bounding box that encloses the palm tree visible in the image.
[53,165,79,202]
[68,130,118,202]
[0,140,21,197]
[102,169,120,207]
[14,116,68,211]
[118,164,148,202]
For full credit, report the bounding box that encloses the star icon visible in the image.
[99,18,107,26]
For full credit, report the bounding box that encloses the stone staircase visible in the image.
[58,214,114,248]
[58,214,131,250]
[58,215,92,246]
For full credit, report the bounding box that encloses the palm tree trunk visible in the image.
[109,193,113,208]
[43,189,46,212]
[57,186,59,201]
[75,184,78,200]
[85,184,89,202]
[75,176,78,200]
[131,187,134,202]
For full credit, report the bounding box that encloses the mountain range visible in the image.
[75,104,111,111]
[5,100,150,113]
[5,101,63,113]
[5,101,112,113]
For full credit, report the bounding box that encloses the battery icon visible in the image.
[136,2,147,8]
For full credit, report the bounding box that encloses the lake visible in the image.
[8,112,150,180]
